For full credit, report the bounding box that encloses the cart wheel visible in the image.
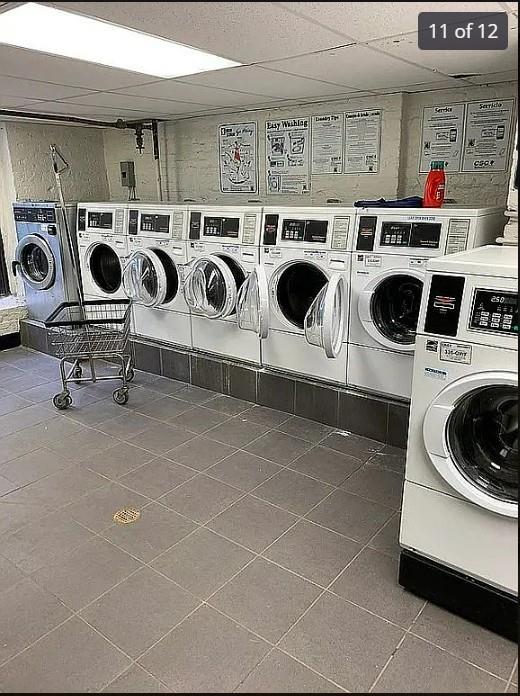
[53,392,72,410]
[73,365,83,382]
[113,387,129,405]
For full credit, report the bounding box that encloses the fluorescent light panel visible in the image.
[0,2,240,78]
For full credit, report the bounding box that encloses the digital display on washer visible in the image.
[203,217,239,238]
[88,211,113,229]
[424,274,466,337]
[281,219,328,242]
[409,222,441,248]
[380,222,411,246]
[13,206,56,223]
[470,289,518,334]
[140,214,170,234]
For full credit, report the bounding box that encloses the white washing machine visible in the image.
[399,245,518,639]
[122,203,191,348]
[255,207,355,384]
[347,207,506,400]
[183,205,263,364]
[77,202,129,301]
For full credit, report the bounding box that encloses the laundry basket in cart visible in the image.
[45,299,134,409]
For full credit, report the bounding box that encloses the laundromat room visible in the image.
[0,1,518,693]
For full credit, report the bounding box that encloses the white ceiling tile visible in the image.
[279,2,504,41]
[112,81,278,106]
[0,74,92,100]
[0,96,42,109]
[65,92,215,115]
[372,79,472,94]
[13,101,152,119]
[46,1,347,62]
[267,45,447,89]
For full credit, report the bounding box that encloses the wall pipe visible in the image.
[151,119,163,201]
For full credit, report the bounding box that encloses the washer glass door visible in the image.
[89,243,122,294]
[370,274,423,346]
[276,261,328,329]
[15,235,55,290]
[304,273,346,357]
[237,265,269,338]
[123,249,178,307]
[184,255,238,319]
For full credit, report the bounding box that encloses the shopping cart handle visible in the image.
[11,260,20,276]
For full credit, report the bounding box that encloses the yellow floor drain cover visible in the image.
[113,507,141,524]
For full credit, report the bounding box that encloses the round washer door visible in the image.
[183,255,237,319]
[15,234,56,290]
[88,243,122,295]
[423,372,518,517]
[123,249,179,307]
[359,270,424,351]
[304,273,346,358]
[274,261,328,330]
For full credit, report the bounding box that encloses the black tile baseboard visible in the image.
[20,319,410,447]
[0,331,21,351]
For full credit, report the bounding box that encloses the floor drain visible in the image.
[113,507,141,524]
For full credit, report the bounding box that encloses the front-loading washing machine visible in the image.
[253,207,355,384]
[122,203,191,348]
[399,245,518,639]
[183,205,263,364]
[347,207,506,400]
[77,202,129,301]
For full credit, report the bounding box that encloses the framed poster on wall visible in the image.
[419,103,465,173]
[265,117,311,194]
[219,122,258,194]
[311,113,344,174]
[462,99,515,173]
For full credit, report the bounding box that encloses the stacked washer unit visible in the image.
[122,203,191,348]
[183,205,263,364]
[399,245,518,640]
[347,207,506,400]
[77,202,129,301]
[253,207,355,383]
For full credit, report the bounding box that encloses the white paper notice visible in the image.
[462,99,515,172]
[219,122,258,193]
[311,114,343,174]
[344,109,381,174]
[266,117,310,194]
[419,103,465,173]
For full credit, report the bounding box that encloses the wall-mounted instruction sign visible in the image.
[311,114,344,174]
[419,103,465,172]
[219,122,258,193]
[266,117,310,194]
[344,109,381,174]
[462,99,515,172]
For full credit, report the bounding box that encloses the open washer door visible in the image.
[237,265,269,338]
[304,273,346,358]
[123,249,179,307]
[423,372,518,518]
[184,255,238,319]
[15,234,56,290]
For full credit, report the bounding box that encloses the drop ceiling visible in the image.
[0,1,517,123]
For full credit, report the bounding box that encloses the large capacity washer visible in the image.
[254,207,355,384]
[348,207,506,400]
[77,203,129,301]
[13,201,79,321]
[122,203,191,348]
[400,245,518,639]
[183,206,263,364]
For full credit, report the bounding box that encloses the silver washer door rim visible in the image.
[15,234,56,290]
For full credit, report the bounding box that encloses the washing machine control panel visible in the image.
[14,206,56,223]
[281,219,328,243]
[203,216,239,238]
[470,289,518,335]
[356,217,442,251]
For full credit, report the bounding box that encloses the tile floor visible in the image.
[0,346,517,693]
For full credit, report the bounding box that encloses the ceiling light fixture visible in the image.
[0,2,240,78]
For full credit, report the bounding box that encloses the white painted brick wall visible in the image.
[0,299,27,336]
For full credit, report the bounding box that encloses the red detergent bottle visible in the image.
[423,160,446,208]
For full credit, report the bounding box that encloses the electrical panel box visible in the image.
[120,161,135,188]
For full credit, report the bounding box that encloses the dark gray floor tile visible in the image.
[331,548,423,628]
[369,445,407,474]
[254,469,333,516]
[294,380,339,427]
[146,374,187,396]
[160,475,242,524]
[0,577,72,663]
[18,381,66,405]
[208,495,297,553]
[65,483,149,533]
[290,445,363,486]
[139,605,269,692]
[236,649,343,693]
[210,558,321,642]
[96,411,155,439]
[368,514,401,559]
[320,431,384,461]
[32,537,141,611]
[340,461,404,510]
[206,417,270,448]
[307,490,394,543]
[48,428,119,463]
[506,683,518,693]
[80,567,198,658]
[244,430,312,465]
[0,393,32,415]
[411,603,518,680]
[241,404,292,427]
[0,403,52,437]
[0,428,41,465]
[83,442,156,479]
[0,499,54,536]
[122,387,163,411]
[167,435,236,471]
[135,395,193,421]
[277,415,333,444]
[205,394,252,416]
[2,509,95,573]
[338,392,388,442]
[0,447,70,486]
[206,450,281,492]
[280,593,404,692]
[15,465,107,508]
[102,665,170,692]
[265,520,362,587]
[127,422,194,454]
[0,617,131,693]
[119,458,196,499]
[23,415,87,447]
[373,635,505,693]
[175,384,217,404]
[102,502,197,563]
[152,527,254,599]
[0,555,25,592]
[170,405,231,433]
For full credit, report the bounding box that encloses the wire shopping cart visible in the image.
[45,299,134,409]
